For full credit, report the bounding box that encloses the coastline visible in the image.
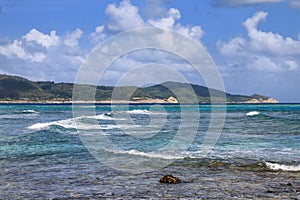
[0,98,279,105]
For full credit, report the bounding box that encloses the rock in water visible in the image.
[208,161,226,168]
[159,175,181,184]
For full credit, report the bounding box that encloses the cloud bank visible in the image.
[0,0,204,83]
[218,11,300,71]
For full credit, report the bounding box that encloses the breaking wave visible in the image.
[127,109,150,114]
[265,162,300,172]
[246,111,260,116]
[27,118,77,130]
[22,110,39,114]
[103,148,184,160]
[27,113,123,131]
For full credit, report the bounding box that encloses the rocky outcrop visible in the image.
[159,175,181,184]
[166,96,178,103]
[244,97,278,104]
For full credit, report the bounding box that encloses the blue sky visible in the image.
[0,0,300,102]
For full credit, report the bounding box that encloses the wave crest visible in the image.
[127,109,150,114]
[265,162,300,172]
[246,111,260,116]
[27,113,121,131]
[103,148,184,160]
[22,110,38,114]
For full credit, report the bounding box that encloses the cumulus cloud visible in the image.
[0,27,85,82]
[0,40,29,60]
[105,0,145,33]
[243,11,300,56]
[148,8,180,29]
[24,29,60,48]
[91,0,204,43]
[0,0,205,83]
[0,40,46,62]
[91,25,107,44]
[218,11,300,71]
[148,7,204,40]
[87,0,206,85]
[63,29,83,47]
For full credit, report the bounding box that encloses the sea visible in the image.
[0,103,300,199]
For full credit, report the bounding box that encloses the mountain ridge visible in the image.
[0,74,278,103]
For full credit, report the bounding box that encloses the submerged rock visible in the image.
[159,175,181,184]
[208,161,226,168]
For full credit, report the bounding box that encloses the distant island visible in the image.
[0,74,278,104]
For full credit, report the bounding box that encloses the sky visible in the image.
[0,0,300,102]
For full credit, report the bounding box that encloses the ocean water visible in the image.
[0,104,300,199]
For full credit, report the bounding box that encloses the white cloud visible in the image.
[31,52,46,62]
[190,26,205,39]
[218,37,247,57]
[0,40,46,62]
[24,28,60,48]
[251,56,281,71]
[284,59,298,70]
[91,25,107,44]
[1,0,206,84]
[242,11,300,56]
[0,27,86,82]
[0,40,29,60]
[63,29,83,47]
[148,8,204,40]
[175,24,204,41]
[87,0,205,85]
[91,0,204,43]
[243,11,268,31]
[148,8,180,29]
[218,11,300,71]
[105,0,145,33]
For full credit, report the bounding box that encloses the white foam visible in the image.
[27,122,52,130]
[104,148,184,160]
[265,162,300,172]
[127,109,150,114]
[246,111,260,116]
[27,118,76,130]
[22,110,38,113]
[84,114,114,120]
[27,115,129,131]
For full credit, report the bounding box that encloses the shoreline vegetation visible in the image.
[0,74,278,104]
[0,99,279,105]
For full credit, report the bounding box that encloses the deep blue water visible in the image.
[0,104,300,198]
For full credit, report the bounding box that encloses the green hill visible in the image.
[0,74,276,103]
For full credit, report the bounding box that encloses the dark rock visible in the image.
[287,182,294,187]
[159,175,181,184]
[266,189,275,193]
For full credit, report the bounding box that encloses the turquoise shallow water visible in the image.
[0,104,300,198]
